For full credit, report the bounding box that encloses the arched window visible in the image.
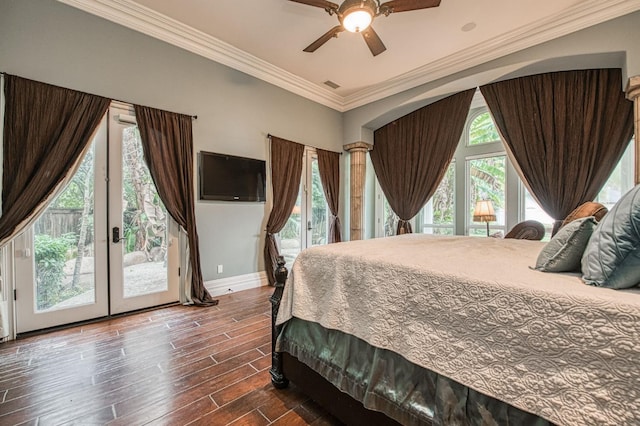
[468,111,500,145]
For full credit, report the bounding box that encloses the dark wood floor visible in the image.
[0,286,342,425]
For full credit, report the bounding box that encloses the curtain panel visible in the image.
[371,89,475,235]
[317,149,342,243]
[264,136,304,285]
[0,75,110,247]
[480,68,634,235]
[134,105,217,306]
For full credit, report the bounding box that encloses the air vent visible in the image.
[323,80,340,89]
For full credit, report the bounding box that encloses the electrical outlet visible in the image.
[217,264,223,274]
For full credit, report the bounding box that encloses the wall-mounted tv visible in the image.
[199,151,266,202]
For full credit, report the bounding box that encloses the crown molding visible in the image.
[57,0,345,110]
[58,0,640,112]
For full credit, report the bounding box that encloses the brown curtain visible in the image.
[0,75,110,245]
[134,105,217,306]
[317,149,342,243]
[264,136,304,285]
[371,89,475,234]
[480,68,634,234]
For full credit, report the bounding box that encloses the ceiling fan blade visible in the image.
[361,26,386,56]
[289,0,339,11]
[303,25,344,53]
[380,0,441,13]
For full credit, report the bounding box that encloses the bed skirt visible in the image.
[277,317,552,426]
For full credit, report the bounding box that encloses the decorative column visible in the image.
[627,75,640,185]
[343,142,373,240]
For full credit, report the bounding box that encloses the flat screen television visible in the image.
[199,151,266,202]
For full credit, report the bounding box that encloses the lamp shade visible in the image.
[473,200,496,223]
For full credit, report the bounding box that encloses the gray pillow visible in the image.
[582,184,640,289]
[535,216,597,272]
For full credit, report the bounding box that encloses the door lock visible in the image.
[112,227,122,243]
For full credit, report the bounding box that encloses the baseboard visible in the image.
[204,271,268,297]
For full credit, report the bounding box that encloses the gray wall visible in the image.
[0,0,343,280]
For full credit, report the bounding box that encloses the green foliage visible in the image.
[50,182,84,208]
[279,160,330,244]
[34,233,76,310]
[281,212,301,240]
[124,223,139,253]
[469,112,500,145]
[468,113,505,211]
[384,201,398,237]
[470,156,506,211]
[311,160,326,207]
[122,127,167,256]
[431,163,455,225]
[50,144,95,209]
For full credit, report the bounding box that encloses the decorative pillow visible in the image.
[582,185,640,289]
[535,216,597,272]
[560,201,608,230]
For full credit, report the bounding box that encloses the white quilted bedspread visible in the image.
[276,234,640,426]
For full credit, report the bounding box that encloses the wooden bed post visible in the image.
[626,75,640,185]
[269,255,289,389]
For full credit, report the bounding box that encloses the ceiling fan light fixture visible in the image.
[342,9,372,32]
[339,0,377,33]
[293,0,441,55]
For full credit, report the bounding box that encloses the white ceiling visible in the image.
[60,0,640,111]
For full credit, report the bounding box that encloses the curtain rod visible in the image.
[267,133,342,155]
[0,71,197,120]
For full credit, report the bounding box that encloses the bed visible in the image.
[269,234,640,425]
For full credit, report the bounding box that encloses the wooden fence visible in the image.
[34,208,84,239]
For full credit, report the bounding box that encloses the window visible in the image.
[524,139,635,233]
[382,197,399,237]
[467,155,506,236]
[421,162,455,235]
[462,107,508,236]
[468,111,500,145]
[377,163,455,237]
[523,189,554,238]
[373,97,635,240]
[596,140,635,210]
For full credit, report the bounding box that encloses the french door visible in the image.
[279,148,330,267]
[14,103,179,333]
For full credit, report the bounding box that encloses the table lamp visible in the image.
[473,200,496,236]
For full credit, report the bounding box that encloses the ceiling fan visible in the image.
[290,0,441,56]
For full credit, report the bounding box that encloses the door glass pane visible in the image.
[121,127,168,298]
[310,158,329,246]
[34,143,96,312]
[280,189,302,268]
[468,155,506,236]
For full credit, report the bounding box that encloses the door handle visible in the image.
[112,227,122,243]
[307,220,312,231]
